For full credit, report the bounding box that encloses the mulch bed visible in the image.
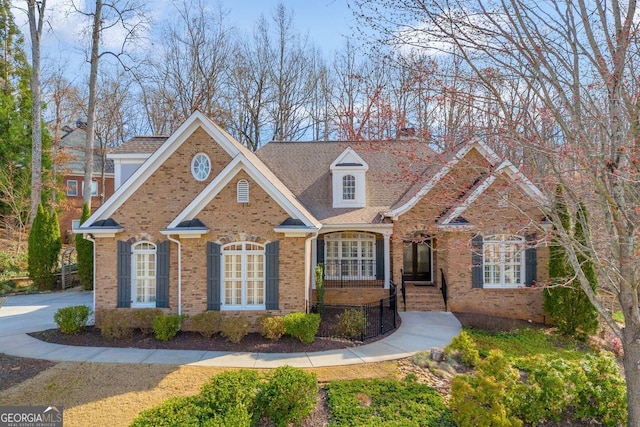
[0,354,57,392]
[29,324,398,354]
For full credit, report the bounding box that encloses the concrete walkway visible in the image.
[0,291,461,368]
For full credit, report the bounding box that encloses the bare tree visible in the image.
[355,0,640,423]
[26,0,46,223]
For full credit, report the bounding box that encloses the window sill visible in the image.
[221,305,267,311]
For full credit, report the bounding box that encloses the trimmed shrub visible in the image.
[131,308,164,335]
[152,314,184,341]
[75,202,94,290]
[283,312,320,344]
[198,370,261,420]
[336,308,366,339]
[446,330,481,367]
[315,263,325,315]
[130,396,204,427]
[54,305,91,335]
[254,366,318,427]
[98,309,135,339]
[185,311,223,338]
[259,315,286,341]
[219,316,250,343]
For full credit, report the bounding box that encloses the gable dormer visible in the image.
[330,147,368,208]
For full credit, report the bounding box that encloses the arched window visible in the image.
[222,242,265,309]
[342,175,356,200]
[132,241,156,306]
[237,180,249,203]
[483,235,524,287]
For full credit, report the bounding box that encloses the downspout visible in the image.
[84,234,96,314]
[304,232,318,311]
[166,235,182,316]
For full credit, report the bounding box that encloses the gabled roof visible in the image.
[438,160,546,226]
[330,147,369,170]
[81,111,319,230]
[384,140,503,219]
[109,136,168,158]
[256,140,437,224]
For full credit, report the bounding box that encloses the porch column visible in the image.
[383,231,391,289]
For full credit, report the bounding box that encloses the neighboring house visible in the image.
[78,111,549,326]
[56,124,114,242]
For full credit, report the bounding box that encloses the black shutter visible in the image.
[525,234,538,287]
[471,235,484,288]
[117,240,131,308]
[207,242,221,311]
[375,235,384,280]
[316,238,324,265]
[155,240,170,308]
[265,241,279,310]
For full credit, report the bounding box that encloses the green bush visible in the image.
[254,366,317,427]
[327,378,454,426]
[27,203,61,291]
[185,311,223,338]
[53,305,91,335]
[446,330,481,367]
[573,353,627,426]
[315,263,325,315]
[98,309,135,339]
[283,312,320,344]
[219,316,250,343]
[131,309,164,335]
[152,314,184,341]
[198,370,261,421]
[450,350,521,427]
[130,396,204,427]
[259,315,286,340]
[336,308,366,339]
[75,203,94,290]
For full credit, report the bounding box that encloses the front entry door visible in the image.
[403,240,432,282]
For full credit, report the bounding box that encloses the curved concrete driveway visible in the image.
[0,291,461,368]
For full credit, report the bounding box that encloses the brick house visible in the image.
[78,111,548,325]
[56,124,114,243]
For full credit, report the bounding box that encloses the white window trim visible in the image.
[191,153,211,181]
[221,242,266,310]
[131,242,157,308]
[66,180,78,197]
[81,181,98,197]
[342,175,356,200]
[324,232,376,280]
[482,235,525,288]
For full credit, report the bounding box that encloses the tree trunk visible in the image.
[27,0,45,225]
[83,0,102,207]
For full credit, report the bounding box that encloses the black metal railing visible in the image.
[440,268,448,311]
[309,289,398,341]
[323,260,381,288]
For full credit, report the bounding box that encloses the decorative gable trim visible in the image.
[81,111,245,227]
[167,155,320,229]
[438,160,546,226]
[330,147,369,208]
[385,140,505,219]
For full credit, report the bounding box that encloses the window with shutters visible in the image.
[483,235,524,288]
[237,180,249,203]
[222,242,265,309]
[131,242,156,307]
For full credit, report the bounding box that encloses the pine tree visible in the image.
[75,203,94,290]
[544,186,599,340]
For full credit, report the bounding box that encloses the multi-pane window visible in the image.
[324,232,375,279]
[191,153,211,181]
[483,235,524,287]
[342,175,356,200]
[132,242,156,306]
[222,242,265,309]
